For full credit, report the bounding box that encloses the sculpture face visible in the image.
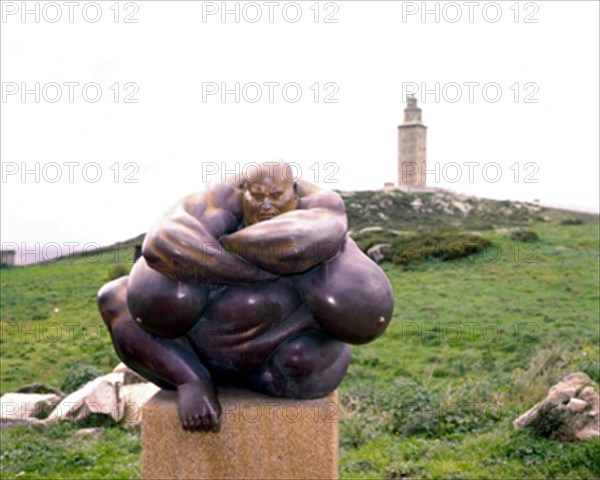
[242,171,298,226]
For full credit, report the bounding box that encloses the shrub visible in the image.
[389,381,502,438]
[560,218,584,225]
[342,378,502,440]
[59,362,103,393]
[107,263,130,280]
[351,228,398,252]
[510,230,540,242]
[497,429,600,471]
[582,360,600,385]
[339,414,378,449]
[352,229,492,268]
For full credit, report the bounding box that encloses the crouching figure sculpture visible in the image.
[98,161,393,432]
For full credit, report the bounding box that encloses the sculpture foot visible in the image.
[177,381,222,433]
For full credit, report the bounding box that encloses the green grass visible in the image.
[0,423,140,479]
[0,248,129,394]
[1,224,599,479]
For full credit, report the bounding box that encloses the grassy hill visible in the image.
[1,192,598,479]
[340,189,594,232]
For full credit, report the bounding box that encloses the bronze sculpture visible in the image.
[98,162,393,432]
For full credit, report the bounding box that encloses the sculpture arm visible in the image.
[142,182,278,285]
[223,183,348,275]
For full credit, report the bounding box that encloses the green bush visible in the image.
[107,263,130,280]
[510,230,540,242]
[499,429,600,472]
[342,378,502,441]
[583,361,600,384]
[352,229,492,268]
[59,362,103,393]
[388,383,500,438]
[339,414,378,449]
[560,218,584,226]
[351,228,396,252]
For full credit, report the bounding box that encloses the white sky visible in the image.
[1,1,599,257]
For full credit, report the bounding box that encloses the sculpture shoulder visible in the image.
[297,180,345,216]
[179,180,244,221]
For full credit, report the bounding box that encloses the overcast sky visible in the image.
[1,1,599,261]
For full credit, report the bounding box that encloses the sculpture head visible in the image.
[242,162,298,226]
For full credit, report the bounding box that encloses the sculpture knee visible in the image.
[126,257,209,338]
[97,278,150,366]
[278,340,312,373]
[97,276,129,330]
[275,334,346,375]
[257,334,350,399]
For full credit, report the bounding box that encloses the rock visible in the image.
[366,243,391,264]
[410,198,422,210]
[121,382,161,428]
[112,362,147,385]
[513,372,600,442]
[1,363,162,428]
[43,372,125,424]
[452,200,471,215]
[1,392,62,427]
[357,226,383,234]
[567,398,588,412]
[40,369,160,427]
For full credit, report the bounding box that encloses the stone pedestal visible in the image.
[141,388,339,480]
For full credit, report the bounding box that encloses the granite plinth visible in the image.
[141,388,339,480]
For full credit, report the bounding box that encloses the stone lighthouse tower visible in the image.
[398,95,427,188]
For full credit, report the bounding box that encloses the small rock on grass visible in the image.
[514,372,600,442]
